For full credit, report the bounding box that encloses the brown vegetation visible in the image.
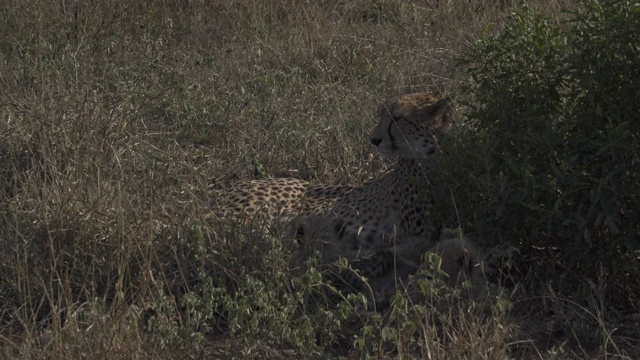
[1,1,636,359]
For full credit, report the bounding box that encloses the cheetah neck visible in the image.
[394,158,434,180]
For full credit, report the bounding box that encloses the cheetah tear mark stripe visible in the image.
[387,116,398,150]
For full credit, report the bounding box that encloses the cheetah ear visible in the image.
[428,97,453,132]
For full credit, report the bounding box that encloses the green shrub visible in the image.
[450,0,639,303]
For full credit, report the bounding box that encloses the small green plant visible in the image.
[347,249,510,359]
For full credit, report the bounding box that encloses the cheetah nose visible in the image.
[370,138,382,147]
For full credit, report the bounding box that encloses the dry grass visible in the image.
[1,0,636,359]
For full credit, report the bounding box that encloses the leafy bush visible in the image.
[450,0,639,303]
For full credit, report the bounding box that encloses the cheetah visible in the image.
[383,237,487,308]
[287,215,486,311]
[212,92,452,250]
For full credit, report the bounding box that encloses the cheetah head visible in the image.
[370,92,452,159]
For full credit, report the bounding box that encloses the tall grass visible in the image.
[1,1,636,358]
